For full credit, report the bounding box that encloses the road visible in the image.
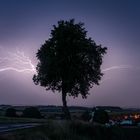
[0,123,40,134]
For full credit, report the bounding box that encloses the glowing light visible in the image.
[134,114,140,119]
[124,115,128,119]
[100,65,140,83]
[0,47,139,76]
[102,65,134,72]
[0,50,36,73]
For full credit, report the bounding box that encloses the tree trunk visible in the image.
[62,89,71,120]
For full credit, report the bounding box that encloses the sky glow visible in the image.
[0,49,36,73]
[0,49,138,74]
[102,65,140,72]
[0,0,140,107]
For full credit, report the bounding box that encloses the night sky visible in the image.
[0,0,140,107]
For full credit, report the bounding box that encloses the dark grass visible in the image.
[0,116,48,124]
[0,120,140,140]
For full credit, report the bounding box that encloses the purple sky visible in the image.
[0,0,140,107]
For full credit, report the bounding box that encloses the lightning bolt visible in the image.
[100,65,140,84]
[0,49,36,73]
[0,47,139,76]
[102,65,134,72]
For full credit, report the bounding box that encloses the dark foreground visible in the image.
[0,123,40,134]
[0,121,140,140]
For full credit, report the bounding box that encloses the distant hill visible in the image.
[94,106,122,112]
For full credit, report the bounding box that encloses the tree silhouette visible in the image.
[33,19,107,120]
[5,108,17,117]
[93,109,109,124]
[22,107,42,118]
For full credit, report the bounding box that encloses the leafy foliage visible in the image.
[93,109,109,124]
[22,107,42,119]
[5,108,17,117]
[33,19,107,98]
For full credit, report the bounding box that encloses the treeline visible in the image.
[5,107,42,118]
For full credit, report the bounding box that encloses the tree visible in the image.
[33,19,107,120]
[22,107,42,118]
[5,108,17,117]
[93,109,109,124]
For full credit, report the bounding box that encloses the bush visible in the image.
[22,107,42,118]
[81,110,91,121]
[5,108,17,117]
[93,109,109,124]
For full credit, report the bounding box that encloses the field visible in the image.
[0,106,140,140]
[0,116,48,124]
[0,120,140,140]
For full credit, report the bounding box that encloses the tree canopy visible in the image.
[33,19,107,119]
[5,108,17,117]
[93,109,109,124]
[22,107,42,118]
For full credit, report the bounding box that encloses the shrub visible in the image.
[5,108,17,117]
[93,109,109,124]
[22,107,42,118]
[81,110,91,121]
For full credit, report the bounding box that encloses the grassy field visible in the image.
[0,120,140,140]
[0,116,48,124]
